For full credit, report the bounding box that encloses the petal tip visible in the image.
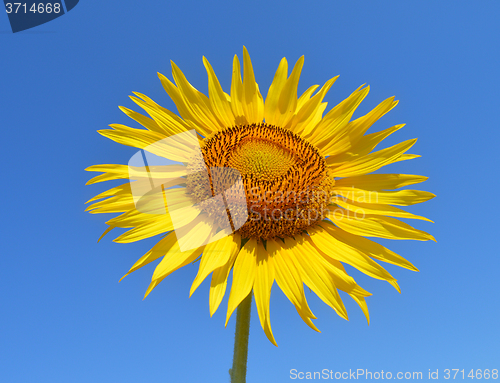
[118,273,129,283]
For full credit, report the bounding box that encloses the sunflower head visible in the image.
[194,122,334,240]
[86,47,435,346]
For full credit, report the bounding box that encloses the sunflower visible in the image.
[86,47,435,347]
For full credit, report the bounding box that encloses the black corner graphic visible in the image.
[64,0,78,12]
[4,1,79,33]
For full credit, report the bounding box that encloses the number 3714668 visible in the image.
[5,3,61,13]
[444,369,498,379]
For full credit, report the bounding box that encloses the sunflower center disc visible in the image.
[187,123,334,240]
[228,138,296,180]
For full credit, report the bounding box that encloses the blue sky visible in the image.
[1,1,499,382]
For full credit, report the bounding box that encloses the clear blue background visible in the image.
[1,1,499,382]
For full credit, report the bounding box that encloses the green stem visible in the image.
[230,293,252,383]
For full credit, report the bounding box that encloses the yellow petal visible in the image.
[345,96,399,145]
[106,208,164,228]
[94,221,113,239]
[144,216,214,297]
[150,228,207,282]
[230,54,246,125]
[170,61,224,134]
[287,76,338,134]
[395,153,421,162]
[327,139,417,177]
[307,224,398,288]
[329,227,419,271]
[85,164,130,185]
[85,163,186,190]
[118,106,164,134]
[226,238,258,325]
[349,294,370,324]
[119,232,175,282]
[333,187,436,206]
[266,239,317,321]
[157,72,213,137]
[331,124,405,163]
[127,93,191,137]
[241,47,265,124]
[274,56,305,127]
[267,239,320,332]
[172,214,217,252]
[85,193,135,214]
[119,185,197,217]
[209,233,242,317]
[145,241,205,298]
[308,86,370,155]
[284,236,348,320]
[113,215,174,243]
[97,126,193,163]
[253,241,277,346]
[325,208,436,241]
[334,198,433,222]
[190,233,241,296]
[352,124,406,156]
[296,85,320,110]
[264,57,288,125]
[334,173,428,191]
[298,238,372,297]
[209,268,231,317]
[203,57,236,129]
